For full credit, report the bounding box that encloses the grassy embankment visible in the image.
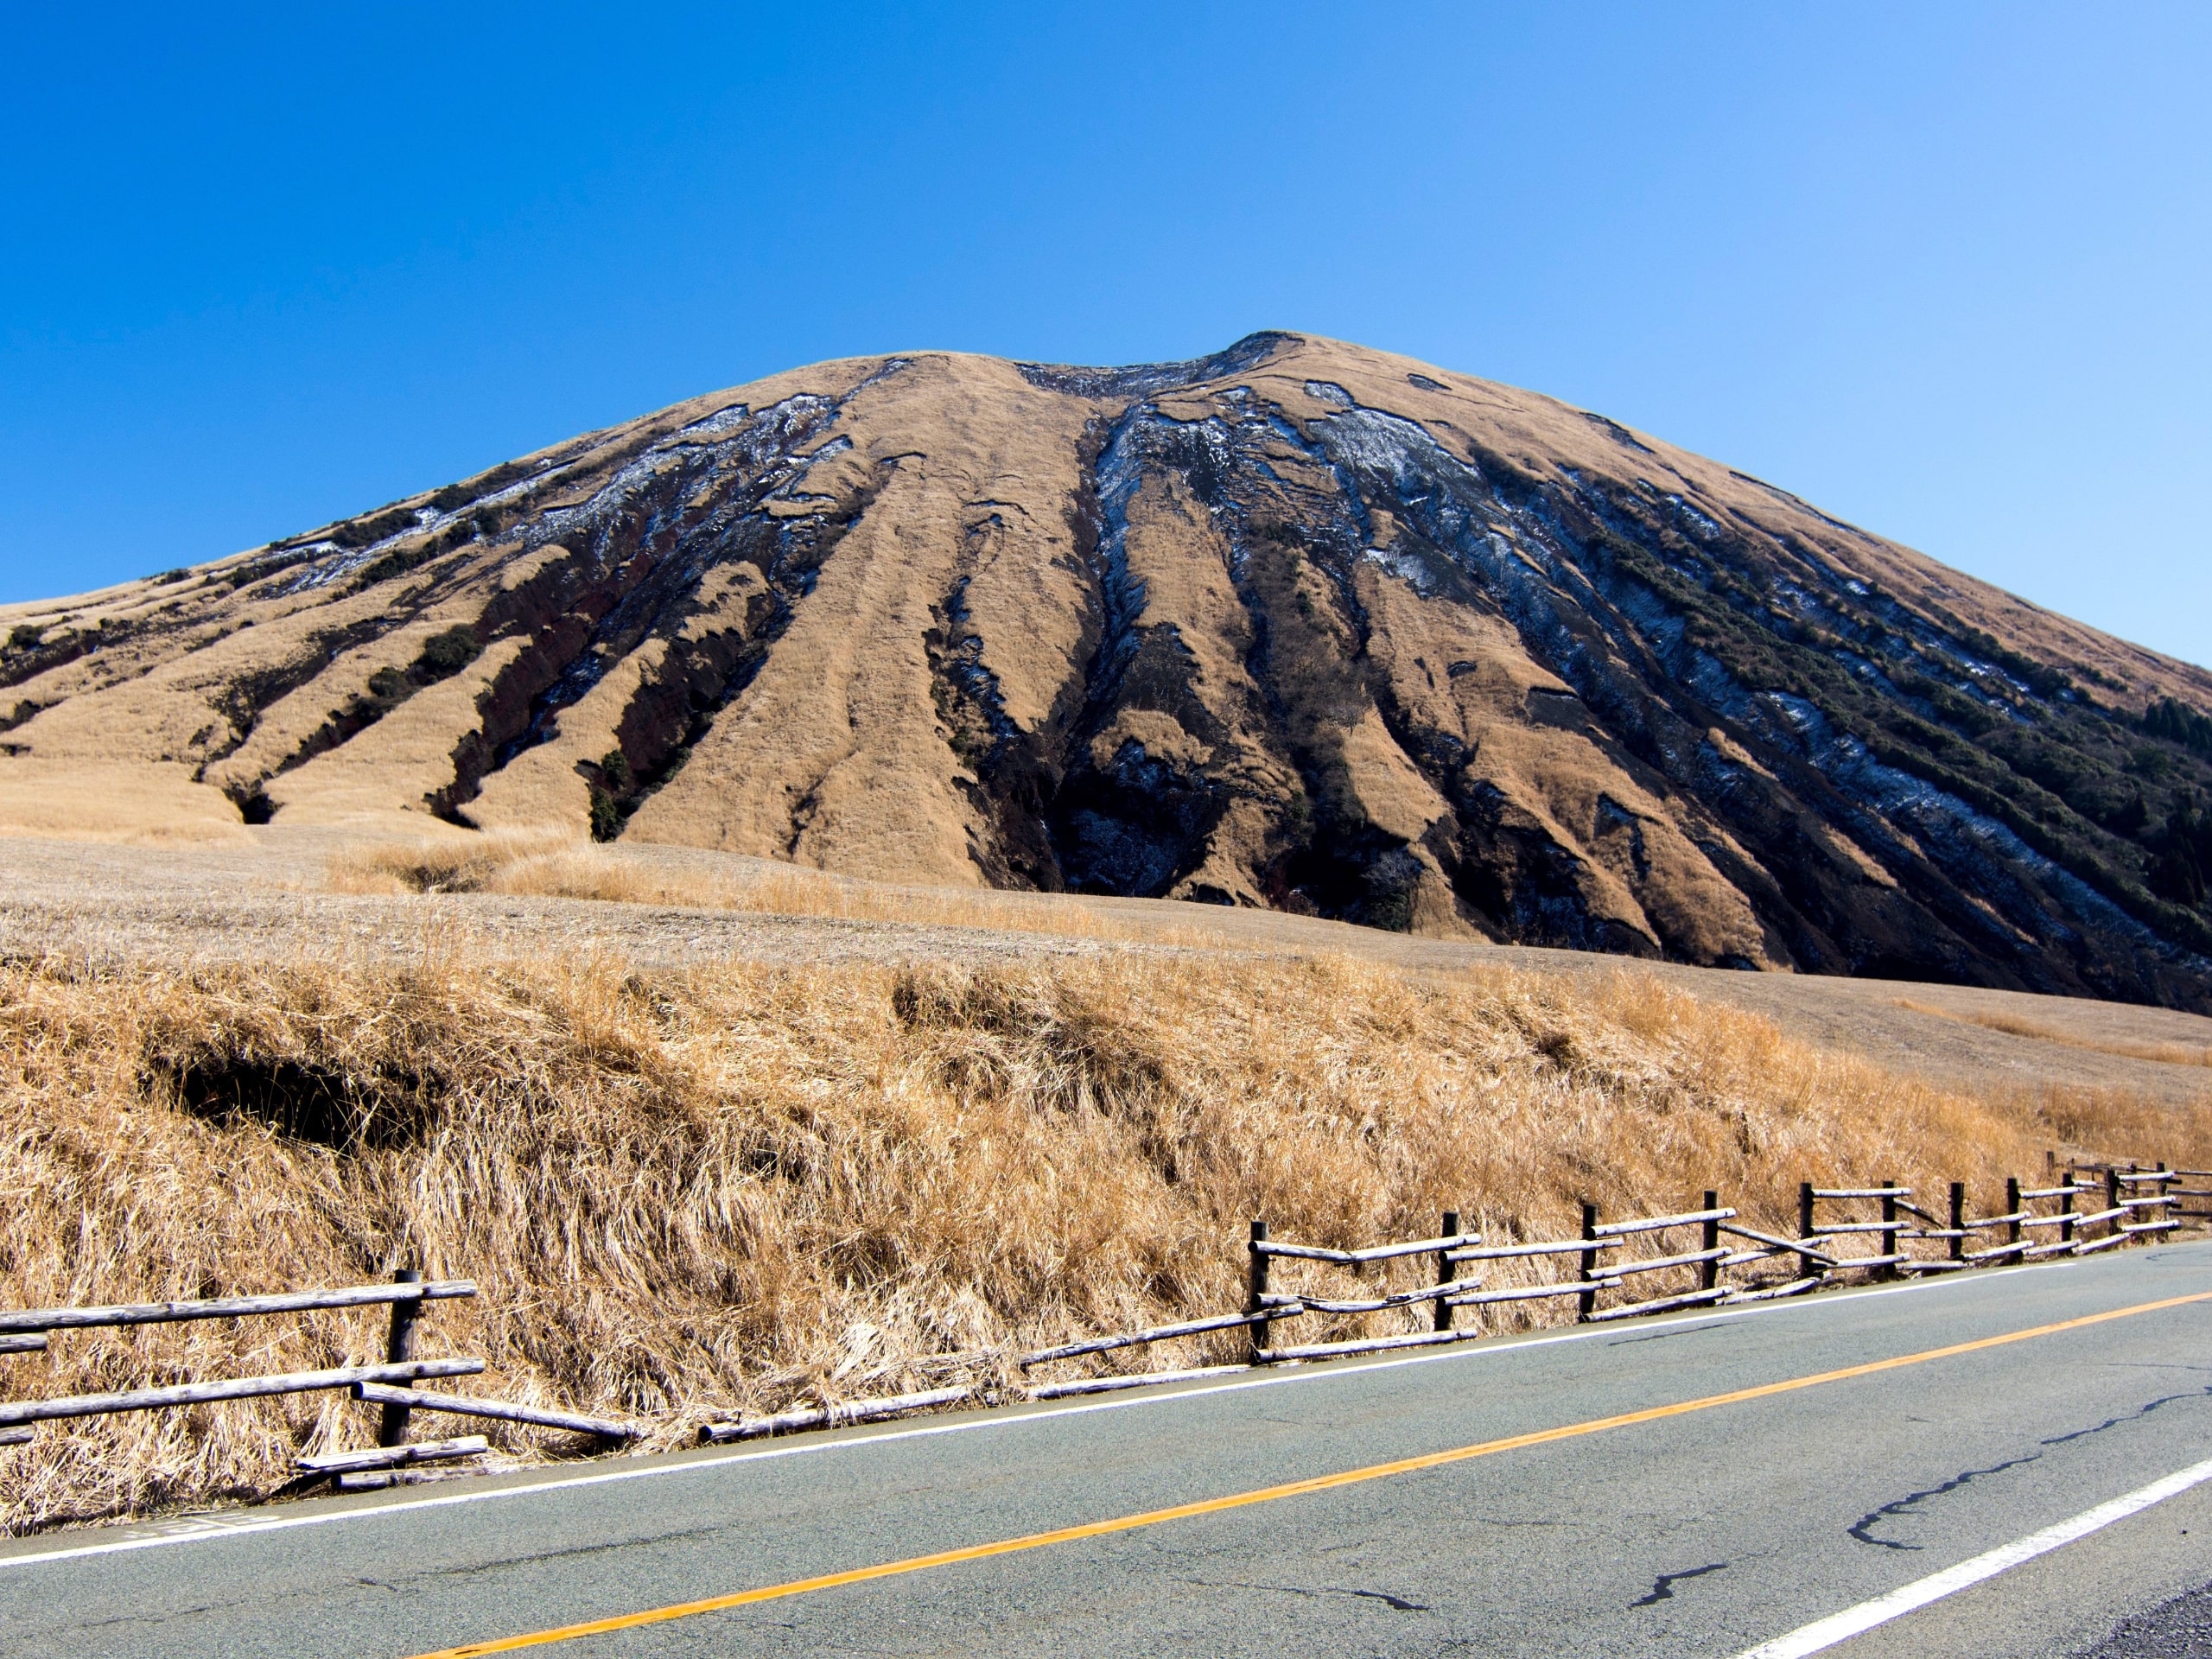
[0,853,2202,1532]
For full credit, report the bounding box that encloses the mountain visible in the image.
[8,332,2212,1008]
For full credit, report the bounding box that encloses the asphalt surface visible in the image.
[9,1248,2212,1658]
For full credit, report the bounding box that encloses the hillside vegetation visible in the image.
[1,940,2197,1534]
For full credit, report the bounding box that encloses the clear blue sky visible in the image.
[5,4,2208,666]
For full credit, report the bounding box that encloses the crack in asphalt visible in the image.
[2041,1388,2212,1446]
[1849,1387,2212,1552]
[1631,1561,1728,1607]
[1851,1454,2044,1549]
[1176,1576,1432,1612]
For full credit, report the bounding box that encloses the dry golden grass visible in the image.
[1893,995,2212,1069]
[324,832,1230,948]
[0,760,254,848]
[0,944,2205,1535]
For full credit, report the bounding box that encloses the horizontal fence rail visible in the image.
[0,1357,483,1427]
[350,1382,639,1441]
[0,1280,478,1335]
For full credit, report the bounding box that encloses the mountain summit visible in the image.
[8,332,2212,1007]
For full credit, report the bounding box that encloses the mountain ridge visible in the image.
[8,331,2212,1008]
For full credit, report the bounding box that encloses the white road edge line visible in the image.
[0,1249,2179,1573]
[1732,1453,2212,1658]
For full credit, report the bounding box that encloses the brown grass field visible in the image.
[3,893,2207,1534]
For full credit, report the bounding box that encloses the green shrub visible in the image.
[2145,697,2212,758]
[588,785,622,842]
[329,507,421,550]
[6,625,41,651]
[416,626,481,680]
[600,748,633,794]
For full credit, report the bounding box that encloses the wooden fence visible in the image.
[1015,1161,2185,1395]
[7,1160,2194,1478]
[0,1269,638,1493]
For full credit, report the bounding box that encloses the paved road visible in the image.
[10,1247,2212,1658]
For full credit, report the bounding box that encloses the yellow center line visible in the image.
[410,1288,2212,1658]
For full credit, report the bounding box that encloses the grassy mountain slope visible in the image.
[8,333,2212,1007]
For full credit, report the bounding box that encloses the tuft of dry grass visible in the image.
[0,944,2205,1535]
[324,832,1230,947]
[1892,996,2212,1069]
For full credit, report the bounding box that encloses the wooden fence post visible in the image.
[1879,1180,1899,1279]
[2006,1178,2022,1260]
[2107,1167,2123,1246]
[2061,1181,2075,1248]
[1799,1182,1816,1281]
[1700,1191,1720,1293]
[1433,1211,1459,1333]
[376,1269,422,1448]
[1948,1182,1965,1264]
[1246,1222,1270,1364]
[1577,1204,1599,1322]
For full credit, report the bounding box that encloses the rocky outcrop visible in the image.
[7,333,2212,1007]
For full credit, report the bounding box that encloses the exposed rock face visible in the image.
[9,332,2212,1007]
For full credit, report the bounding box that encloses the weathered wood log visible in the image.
[1963,1241,2028,1262]
[1718,1223,1839,1267]
[2018,1214,2079,1230]
[1806,1220,1906,1235]
[0,1281,476,1335]
[1718,1248,1786,1269]
[2120,1220,2180,1236]
[1900,1259,1970,1272]
[1447,1278,1623,1306]
[1246,1220,1271,1366]
[0,1427,33,1446]
[351,1383,640,1440]
[1722,1278,1821,1304]
[1824,1252,1908,1271]
[2075,1231,2133,1255]
[2019,1185,2099,1199]
[1020,1304,1306,1370]
[1701,1192,1721,1294]
[2115,1171,2177,1185]
[0,1357,482,1426]
[1250,1231,1483,1265]
[1261,1279,1479,1316]
[1610,1247,1731,1278]
[378,1268,422,1449]
[1255,1330,1471,1363]
[2020,1241,2081,1259]
[1434,1210,1459,1336]
[0,1334,48,1354]
[1029,1365,1248,1400]
[1447,1237,1621,1263]
[1809,1187,1911,1198]
[1585,1287,1732,1322]
[2069,1205,2128,1229]
[296,1435,489,1476]
[1589,1206,1736,1238]
[1899,1228,1971,1239]
[698,1386,970,1445]
[1960,1211,2030,1230]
